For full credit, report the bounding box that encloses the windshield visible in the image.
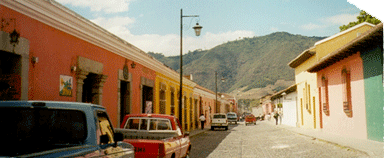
[1,107,87,156]
[213,114,226,119]
[227,114,236,117]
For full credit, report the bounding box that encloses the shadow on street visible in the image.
[190,124,237,158]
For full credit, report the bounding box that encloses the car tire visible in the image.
[235,121,237,124]
[225,126,228,130]
[254,122,256,125]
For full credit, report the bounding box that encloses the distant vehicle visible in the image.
[245,114,257,126]
[211,113,229,130]
[116,114,191,158]
[0,101,134,158]
[227,112,238,124]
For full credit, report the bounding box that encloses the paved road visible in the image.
[190,121,369,158]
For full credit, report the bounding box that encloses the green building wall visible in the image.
[361,46,383,142]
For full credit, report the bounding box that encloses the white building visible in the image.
[251,106,264,118]
[271,84,297,127]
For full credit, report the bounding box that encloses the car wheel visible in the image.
[254,122,256,125]
[225,126,228,130]
[235,121,237,124]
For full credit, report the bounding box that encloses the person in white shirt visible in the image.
[199,114,206,129]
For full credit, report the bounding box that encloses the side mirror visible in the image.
[184,131,190,137]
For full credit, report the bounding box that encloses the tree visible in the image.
[339,11,381,32]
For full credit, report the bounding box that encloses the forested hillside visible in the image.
[148,32,324,98]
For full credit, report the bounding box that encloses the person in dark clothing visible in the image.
[199,114,206,129]
[273,112,279,125]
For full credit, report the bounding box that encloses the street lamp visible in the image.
[179,9,202,125]
[215,71,225,113]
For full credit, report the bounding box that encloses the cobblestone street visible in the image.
[190,121,369,158]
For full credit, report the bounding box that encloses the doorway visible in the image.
[82,73,99,104]
[120,81,131,125]
[142,85,153,113]
[0,51,21,100]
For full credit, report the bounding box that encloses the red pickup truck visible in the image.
[245,114,257,126]
[115,114,191,158]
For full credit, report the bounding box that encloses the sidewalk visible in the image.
[263,120,384,158]
[189,126,210,137]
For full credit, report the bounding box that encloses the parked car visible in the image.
[227,112,238,124]
[211,113,229,130]
[0,101,134,158]
[245,114,257,126]
[116,114,190,158]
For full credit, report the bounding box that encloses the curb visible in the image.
[189,129,209,138]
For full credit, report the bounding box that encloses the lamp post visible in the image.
[179,9,202,125]
[215,71,225,113]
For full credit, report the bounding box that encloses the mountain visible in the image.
[148,32,325,98]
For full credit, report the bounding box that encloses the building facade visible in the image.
[307,23,383,142]
[288,22,375,130]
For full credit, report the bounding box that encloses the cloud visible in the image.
[56,0,134,13]
[322,13,358,25]
[90,16,255,56]
[91,16,135,30]
[300,23,323,30]
[270,27,279,32]
[300,13,358,31]
[126,30,255,56]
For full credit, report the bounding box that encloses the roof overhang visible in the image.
[307,23,383,73]
[288,47,316,68]
[270,84,297,100]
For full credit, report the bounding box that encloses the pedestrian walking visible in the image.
[278,111,283,124]
[273,112,279,125]
[199,114,206,129]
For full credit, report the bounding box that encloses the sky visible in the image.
[55,0,385,57]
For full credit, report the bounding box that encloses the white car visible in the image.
[211,113,228,130]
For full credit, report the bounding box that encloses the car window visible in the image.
[227,114,236,117]
[214,114,226,118]
[140,119,148,130]
[157,119,172,130]
[1,107,87,156]
[175,119,182,136]
[125,118,140,130]
[149,119,158,130]
[97,111,115,144]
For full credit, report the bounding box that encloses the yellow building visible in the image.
[288,22,375,129]
[154,72,197,131]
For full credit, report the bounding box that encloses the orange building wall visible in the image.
[2,6,156,127]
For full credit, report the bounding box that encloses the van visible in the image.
[227,112,238,124]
